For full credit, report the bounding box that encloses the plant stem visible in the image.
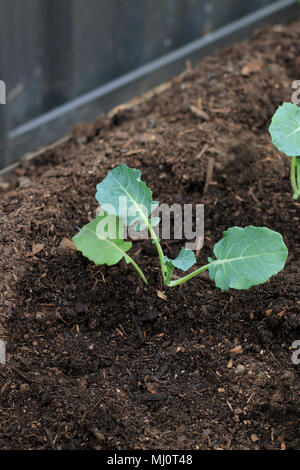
[291,156,300,199]
[126,255,148,284]
[147,223,168,281]
[167,263,211,287]
[164,266,174,286]
[296,157,300,200]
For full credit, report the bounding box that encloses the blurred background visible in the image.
[0,0,295,168]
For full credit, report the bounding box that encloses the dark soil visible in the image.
[0,19,300,451]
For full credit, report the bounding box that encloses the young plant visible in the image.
[72,164,288,290]
[269,102,300,199]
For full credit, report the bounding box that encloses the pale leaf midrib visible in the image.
[212,250,284,266]
[112,173,150,228]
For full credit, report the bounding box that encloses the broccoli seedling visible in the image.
[269,102,300,200]
[73,164,288,290]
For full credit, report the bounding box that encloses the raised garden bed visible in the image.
[0,18,299,450]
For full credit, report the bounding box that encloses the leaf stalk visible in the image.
[167,263,211,287]
[126,255,148,284]
[147,222,168,282]
[291,156,300,199]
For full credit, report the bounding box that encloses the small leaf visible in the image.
[96,164,158,228]
[269,102,300,157]
[164,247,196,272]
[72,215,132,266]
[172,247,196,271]
[208,226,288,291]
[163,256,173,268]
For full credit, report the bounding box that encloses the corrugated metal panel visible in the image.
[0,0,294,168]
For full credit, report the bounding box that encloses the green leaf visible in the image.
[208,226,288,291]
[96,164,158,228]
[172,247,197,271]
[269,102,300,157]
[72,215,132,266]
[163,256,173,268]
[164,247,196,272]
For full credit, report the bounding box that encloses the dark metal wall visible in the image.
[0,0,289,168]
